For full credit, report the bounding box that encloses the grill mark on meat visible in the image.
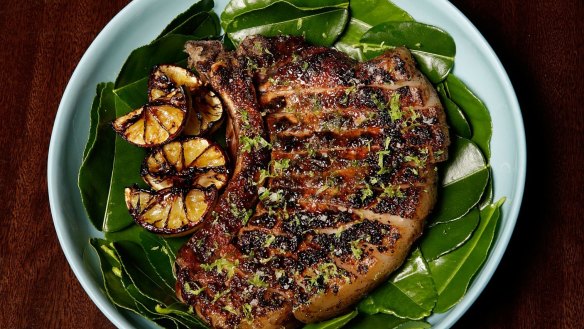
[260,86,428,115]
[177,35,449,328]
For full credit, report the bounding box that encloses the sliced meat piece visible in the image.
[176,35,449,328]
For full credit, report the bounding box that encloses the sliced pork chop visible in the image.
[176,36,449,328]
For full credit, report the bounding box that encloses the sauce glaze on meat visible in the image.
[176,36,449,329]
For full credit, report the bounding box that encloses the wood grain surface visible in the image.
[0,0,581,328]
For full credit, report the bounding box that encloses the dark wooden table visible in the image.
[1,0,582,328]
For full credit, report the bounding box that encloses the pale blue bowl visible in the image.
[48,0,526,328]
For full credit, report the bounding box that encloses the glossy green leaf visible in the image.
[156,0,215,39]
[348,313,430,329]
[115,240,178,304]
[156,302,197,319]
[90,239,139,312]
[79,83,116,230]
[334,0,413,60]
[421,207,480,261]
[358,249,436,319]
[429,199,504,313]
[334,21,372,60]
[104,224,144,243]
[348,0,412,26]
[103,96,147,232]
[436,83,472,139]
[156,302,207,329]
[360,21,456,83]
[433,169,489,225]
[431,137,489,224]
[221,0,349,30]
[104,226,179,300]
[479,172,494,209]
[125,281,195,329]
[303,310,358,329]
[140,231,178,284]
[109,240,202,329]
[443,74,492,158]
[114,57,187,109]
[441,137,487,186]
[115,14,220,88]
[91,240,182,328]
[83,83,107,159]
[165,235,190,257]
[226,3,349,47]
[114,77,149,109]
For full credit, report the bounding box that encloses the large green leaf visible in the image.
[358,249,436,319]
[104,226,180,294]
[303,310,358,329]
[348,313,430,329]
[115,241,178,304]
[221,0,349,29]
[140,231,179,285]
[428,199,504,313]
[156,0,215,39]
[360,22,455,83]
[431,137,489,224]
[90,239,183,328]
[443,74,492,158]
[115,13,220,88]
[114,77,149,109]
[226,2,349,46]
[334,0,413,60]
[89,239,139,312]
[421,207,480,261]
[83,83,106,160]
[479,172,494,209]
[100,239,201,328]
[436,83,472,139]
[79,83,116,230]
[115,241,206,328]
[102,96,147,232]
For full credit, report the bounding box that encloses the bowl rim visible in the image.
[48,0,526,328]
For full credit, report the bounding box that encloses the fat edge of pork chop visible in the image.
[177,35,449,328]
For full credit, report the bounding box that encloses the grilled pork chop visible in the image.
[176,36,449,328]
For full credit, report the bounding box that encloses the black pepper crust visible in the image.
[176,35,449,328]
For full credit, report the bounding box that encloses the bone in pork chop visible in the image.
[175,36,449,328]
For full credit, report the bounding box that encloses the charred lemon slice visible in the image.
[125,187,216,236]
[112,87,188,147]
[142,137,229,191]
[183,87,224,136]
[149,64,223,136]
[148,64,202,101]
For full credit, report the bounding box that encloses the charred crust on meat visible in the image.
[177,35,449,328]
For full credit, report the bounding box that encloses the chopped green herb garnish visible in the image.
[242,303,253,320]
[248,272,269,288]
[240,135,271,152]
[263,234,276,248]
[273,158,290,174]
[184,282,205,296]
[380,183,404,198]
[360,183,374,202]
[201,258,239,278]
[212,289,231,303]
[350,240,363,259]
[371,94,386,112]
[230,201,253,225]
[223,305,239,315]
[404,155,425,168]
[389,92,402,121]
